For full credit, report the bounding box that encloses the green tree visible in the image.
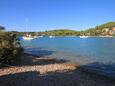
[0,32,23,65]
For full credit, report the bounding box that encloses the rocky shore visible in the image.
[0,53,115,86]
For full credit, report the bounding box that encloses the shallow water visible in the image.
[20,36,115,65]
[20,36,115,77]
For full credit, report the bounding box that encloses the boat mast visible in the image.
[25,18,28,34]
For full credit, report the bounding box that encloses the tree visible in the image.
[0,32,23,65]
[0,26,5,31]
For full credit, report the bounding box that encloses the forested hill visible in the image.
[85,22,115,36]
[45,29,80,36]
[95,22,115,29]
[44,22,115,36]
[1,22,115,36]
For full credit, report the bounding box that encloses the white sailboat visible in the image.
[23,19,37,40]
[49,36,55,38]
[23,34,37,40]
[79,36,89,38]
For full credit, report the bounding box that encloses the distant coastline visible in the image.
[7,22,115,37]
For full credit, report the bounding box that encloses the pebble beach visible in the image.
[0,53,115,86]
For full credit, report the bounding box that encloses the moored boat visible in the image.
[49,36,55,38]
[79,36,89,38]
[23,19,38,40]
[23,34,37,40]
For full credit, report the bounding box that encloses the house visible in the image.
[109,27,115,35]
[112,27,115,31]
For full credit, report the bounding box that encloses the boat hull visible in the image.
[79,36,89,38]
[22,37,36,40]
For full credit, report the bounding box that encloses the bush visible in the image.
[0,26,5,31]
[0,32,23,65]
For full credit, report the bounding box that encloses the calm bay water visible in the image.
[20,36,115,65]
[20,36,115,77]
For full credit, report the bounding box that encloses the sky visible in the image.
[0,0,115,32]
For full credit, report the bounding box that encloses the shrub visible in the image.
[0,32,23,65]
[0,26,5,31]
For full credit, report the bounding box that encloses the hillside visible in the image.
[44,29,80,36]
[96,22,115,29]
[85,22,115,36]
[41,22,115,36]
[2,22,115,36]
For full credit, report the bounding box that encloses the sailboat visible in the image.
[79,36,89,38]
[49,36,55,38]
[23,19,37,40]
[23,34,37,40]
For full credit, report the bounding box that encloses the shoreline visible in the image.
[0,53,115,86]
